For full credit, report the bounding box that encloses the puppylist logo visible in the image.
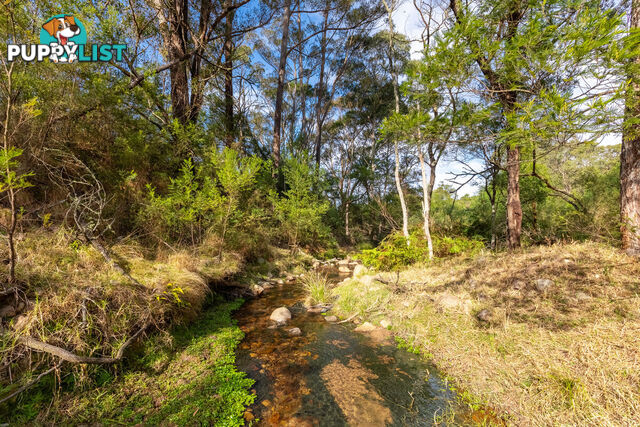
[7,14,126,63]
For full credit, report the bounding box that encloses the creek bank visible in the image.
[329,242,640,425]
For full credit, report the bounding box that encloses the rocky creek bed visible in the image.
[234,266,469,426]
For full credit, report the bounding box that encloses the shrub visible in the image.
[356,231,484,271]
[270,156,331,251]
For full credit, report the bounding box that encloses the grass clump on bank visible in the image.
[300,271,332,306]
[332,242,640,425]
[4,298,254,425]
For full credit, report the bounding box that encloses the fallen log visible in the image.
[18,323,148,364]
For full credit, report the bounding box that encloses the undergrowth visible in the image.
[3,298,254,425]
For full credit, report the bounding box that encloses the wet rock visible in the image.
[476,309,492,322]
[276,279,285,285]
[379,319,392,329]
[269,307,291,324]
[287,327,302,336]
[260,281,274,289]
[535,278,553,292]
[250,284,264,296]
[354,321,376,332]
[324,315,338,322]
[352,264,367,278]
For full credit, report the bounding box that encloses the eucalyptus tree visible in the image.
[622,0,640,255]
[448,0,624,249]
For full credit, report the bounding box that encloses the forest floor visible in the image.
[0,228,312,424]
[332,242,640,425]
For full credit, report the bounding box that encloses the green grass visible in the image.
[2,298,255,426]
[300,271,332,305]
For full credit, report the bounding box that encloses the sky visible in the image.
[391,0,622,197]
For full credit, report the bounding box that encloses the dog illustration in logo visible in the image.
[41,15,81,63]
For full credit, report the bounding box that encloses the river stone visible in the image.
[276,279,285,285]
[354,321,376,332]
[287,327,302,336]
[535,278,553,292]
[250,284,264,296]
[269,307,291,324]
[324,315,338,322]
[379,319,392,329]
[352,264,367,278]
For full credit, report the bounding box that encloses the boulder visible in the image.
[379,319,392,329]
[250,284,264,296]
[435,293,471,314]
[535,278,553,292]
[269,307,292,324]
[287,327,302,336]
[352,264,368,278]
[324,315,338,322]
[354,321,376,332]
[476,309,492,322]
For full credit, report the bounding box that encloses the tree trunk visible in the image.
[383,0,410,244]
[490,178,497,251]
[418,150,433,259]
[314,4,329,165]
[224,1,235,148]
[272,0,293,173]
[168,0,190,125]
[621,0,640,255]
[506,145,522,249]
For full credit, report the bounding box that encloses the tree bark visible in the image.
[622,0,640,255]
[314,3,329,165]
[418,149,433,259]
[506,145,522,249]
[168,0,190,124]
[273,0,293,173]
[224,0,235,148]
[2,64,17,284]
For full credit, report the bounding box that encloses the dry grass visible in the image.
[333,242,640,426]
[0,228,243,386]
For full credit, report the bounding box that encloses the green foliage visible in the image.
[270,156,331,251]
[356,231,484,271]
[140,148,263,249]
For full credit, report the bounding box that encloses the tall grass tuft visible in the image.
[300,271,331,305]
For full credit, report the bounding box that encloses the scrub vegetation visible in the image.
[1,0,640,424]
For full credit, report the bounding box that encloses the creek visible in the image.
[235,268,469,426]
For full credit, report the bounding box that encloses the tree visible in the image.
[448,0,622,249]
[622,0,640,255]
[381,0,410,245]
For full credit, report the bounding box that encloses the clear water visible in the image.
[235,271,467,426]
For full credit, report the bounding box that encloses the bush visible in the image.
[270,156,331,251]
[356,231,484,271]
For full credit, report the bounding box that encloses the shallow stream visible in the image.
[235,269,467,426]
